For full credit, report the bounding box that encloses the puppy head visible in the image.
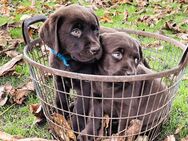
[39,4,102,63]
[99,32,143,76]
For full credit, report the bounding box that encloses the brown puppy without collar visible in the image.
[39,4,102,132]
[78,32,168,141]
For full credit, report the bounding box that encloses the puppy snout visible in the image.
[89,46,100,55]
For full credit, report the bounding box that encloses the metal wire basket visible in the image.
[22,16,188,141]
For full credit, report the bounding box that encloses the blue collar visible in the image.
[50,48,70,67]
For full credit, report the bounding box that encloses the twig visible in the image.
[0,103,16,116]
[0,41,19,55]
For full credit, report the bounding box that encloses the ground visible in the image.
[0,0,188,140]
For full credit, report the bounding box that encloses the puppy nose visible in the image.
[90,46,100,54]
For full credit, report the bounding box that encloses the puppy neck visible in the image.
[50,48,70,67]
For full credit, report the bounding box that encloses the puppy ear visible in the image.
[137,42,150,68]
[87,7,100,27]
[39,14,63,50]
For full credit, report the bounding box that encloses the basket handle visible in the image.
[22,15,47,45]
[179,46,188,69]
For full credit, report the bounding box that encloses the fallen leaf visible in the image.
[0,86,8,106]
[12,89,30,104]
[177,33,188,41]
[100,12,113,23]
[0,40,20,56]
[0,54,23,76]
[103,119,142,141]
[22,81,35,91]
[183,75,188,80]
[163,135,176,141]
[30,103,46,125]
[92,0,113,8]
[164,21,185,33]
[10,81,34,104]
[16,6,36,14]
[50,113,76,141]
[5,50,20,58]
[123,10,129,23]
[0,130,57,141]
[175,126,183,134]
[0,6,10,16]
[125,119,142,141]
[181,136,188,141]
[20,14,32,21]
[135,0,148,7]
[0,30,9,47]
[3,82,34,105]
[135,135,149,141]
[98,115,110,136]
[145,41,164,50]
[0,130,22,141]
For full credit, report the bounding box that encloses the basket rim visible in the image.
[23,29,187,82]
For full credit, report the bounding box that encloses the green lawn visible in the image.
[0,0,187,140]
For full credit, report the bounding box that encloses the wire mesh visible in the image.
[24,31,187,141]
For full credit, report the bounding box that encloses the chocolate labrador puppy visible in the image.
[39,4,102,132]
[78,32,168,141]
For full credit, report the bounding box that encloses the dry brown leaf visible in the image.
[0,130,22,141]
[50,113,76,141]
[123,10,129,22]
[163,135,176,141]
[10,81,34,104]
[138,15,159,27]
[100,12,113,23]
[16,6,36,14]
[3,82,34,105]
[0,86,8,106]
[135,0,148,7]
[0,54,23,76]
[12,89,30,104]
[175,126,183,134]
[98,115,110,137]
[0,40,20,56]
[179,0,188,4]
[5,50,20,58]
[103,119,142,141]
[0,130,57,141]
[0,30,9,47]
[92,0,113,8]
[183,75,188,80]
[164,21,185,33]
[145,41,164,50]
[177,33,188,41]
[181,136,188,141]
[30,103,46,125]
[125,119,142,141]
[0,0,10,16]
[20,14,32,21]
[135,135,149,141]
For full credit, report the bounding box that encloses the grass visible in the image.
[0,0,188,140]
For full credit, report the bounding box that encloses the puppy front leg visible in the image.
[72,82,91,132]
[54,75,70,118]
[77,100,102,141]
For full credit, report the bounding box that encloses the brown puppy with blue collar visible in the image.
[39,4,102,133]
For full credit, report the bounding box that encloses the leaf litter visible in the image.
[0,81,35,105]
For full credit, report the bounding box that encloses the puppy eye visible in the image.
[134,57,139,65]
[91,25,99,36]
[112,51,123,60]
[71,28,82,38]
